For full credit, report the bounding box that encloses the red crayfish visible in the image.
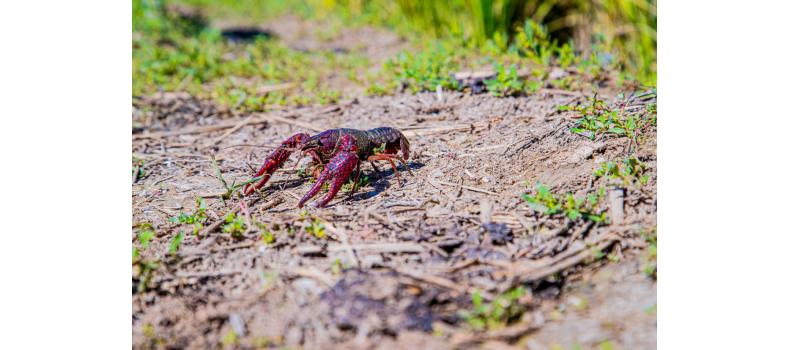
[242,127,412,208]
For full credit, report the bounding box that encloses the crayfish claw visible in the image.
[242,133,310,196]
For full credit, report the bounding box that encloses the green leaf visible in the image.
[137,227,155,249]
[169,231,184,256]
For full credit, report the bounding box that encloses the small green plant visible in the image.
[598,340,616,350]
[169,197,208,236]
[168,231,184,256]
[484,62,524,97]
[459,287,527,331]
[646,102,657,125]
[132,157,146,182]
[594,156,649,187]
[522,183,607,222]
[330,258,349,275]
[255,221,275,244]
[641,227,657,278]
[382,44,461,93]
[222,212,247,238]
[561,97,643,140]
[512,20,557,66]
[221,329,238,348]
[133,224,159,293]
[305,219,326,239]
[136,223,156,249]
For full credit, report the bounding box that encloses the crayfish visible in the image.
[242,127,412,208]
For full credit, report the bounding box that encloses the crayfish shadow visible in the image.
[350,161,425,201]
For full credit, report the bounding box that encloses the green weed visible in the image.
[305,219,326,239]
[133,223,159,293]
[562,96,643,140]
[168,231,185,256]
[133,0,375,109]
[598,339,616,350]
[522,183,607,223]
[222,212,246,238]
[484,62,524,97]
[260,226,275,244]
[142,0,656,106]
[459,287,528,331]
[593,156,648,187]
[136,223,156,250]
[330,258,350,275]
[169,197,208,236]
[382,45,462,93]
[132,157,147,182]
[221,329,238,348]
[641,227,657,278]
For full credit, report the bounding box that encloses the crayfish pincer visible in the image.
[242,127,413,208]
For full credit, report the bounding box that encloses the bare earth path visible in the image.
[132,89,656,349]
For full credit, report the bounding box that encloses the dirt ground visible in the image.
[132,87,656,349]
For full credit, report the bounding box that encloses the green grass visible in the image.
[522,182,608,223]
[561,95,649,140]
[641,227,657,278]
[484,62,524,97]
[222,211,246,238]
[290,0,656,84]
[593,156,649,187]
[132,157,147,182]
[459,287,528,331]
[305,218,326,239]
[133,223,160,292]
[168,231,185,256]
[134,0,369,109]
[259,225,275,244]
[135,0,655,109]
[169,197,208,236]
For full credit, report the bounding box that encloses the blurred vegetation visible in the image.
[389,0,657,83]
[228,0,656,83]
[133,0,655,109]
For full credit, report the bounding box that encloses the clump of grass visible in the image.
[561,96,643,140]
[522,182,607,223]
[168,231,184,256]
[484,62,524,97]
[593,156,648,187]
[221,329,238,348]
[133,223,160,293]
[641,227,657,278]
[391,0,656,84]
[153,0,655,105]
[222,211,246,238]
[135,223,156,253]
[305,218,326,239]
[379,44,462,94]
[133,0,374,109]
[169,197,208,236]
[330,258,350,275]
[459,287,528,331]
[259,224,275,244]
[132,156,147,182]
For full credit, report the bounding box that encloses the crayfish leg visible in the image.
[348,164,362,199]
[368,153,411,187]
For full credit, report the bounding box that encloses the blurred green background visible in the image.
[134,0,655,109]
